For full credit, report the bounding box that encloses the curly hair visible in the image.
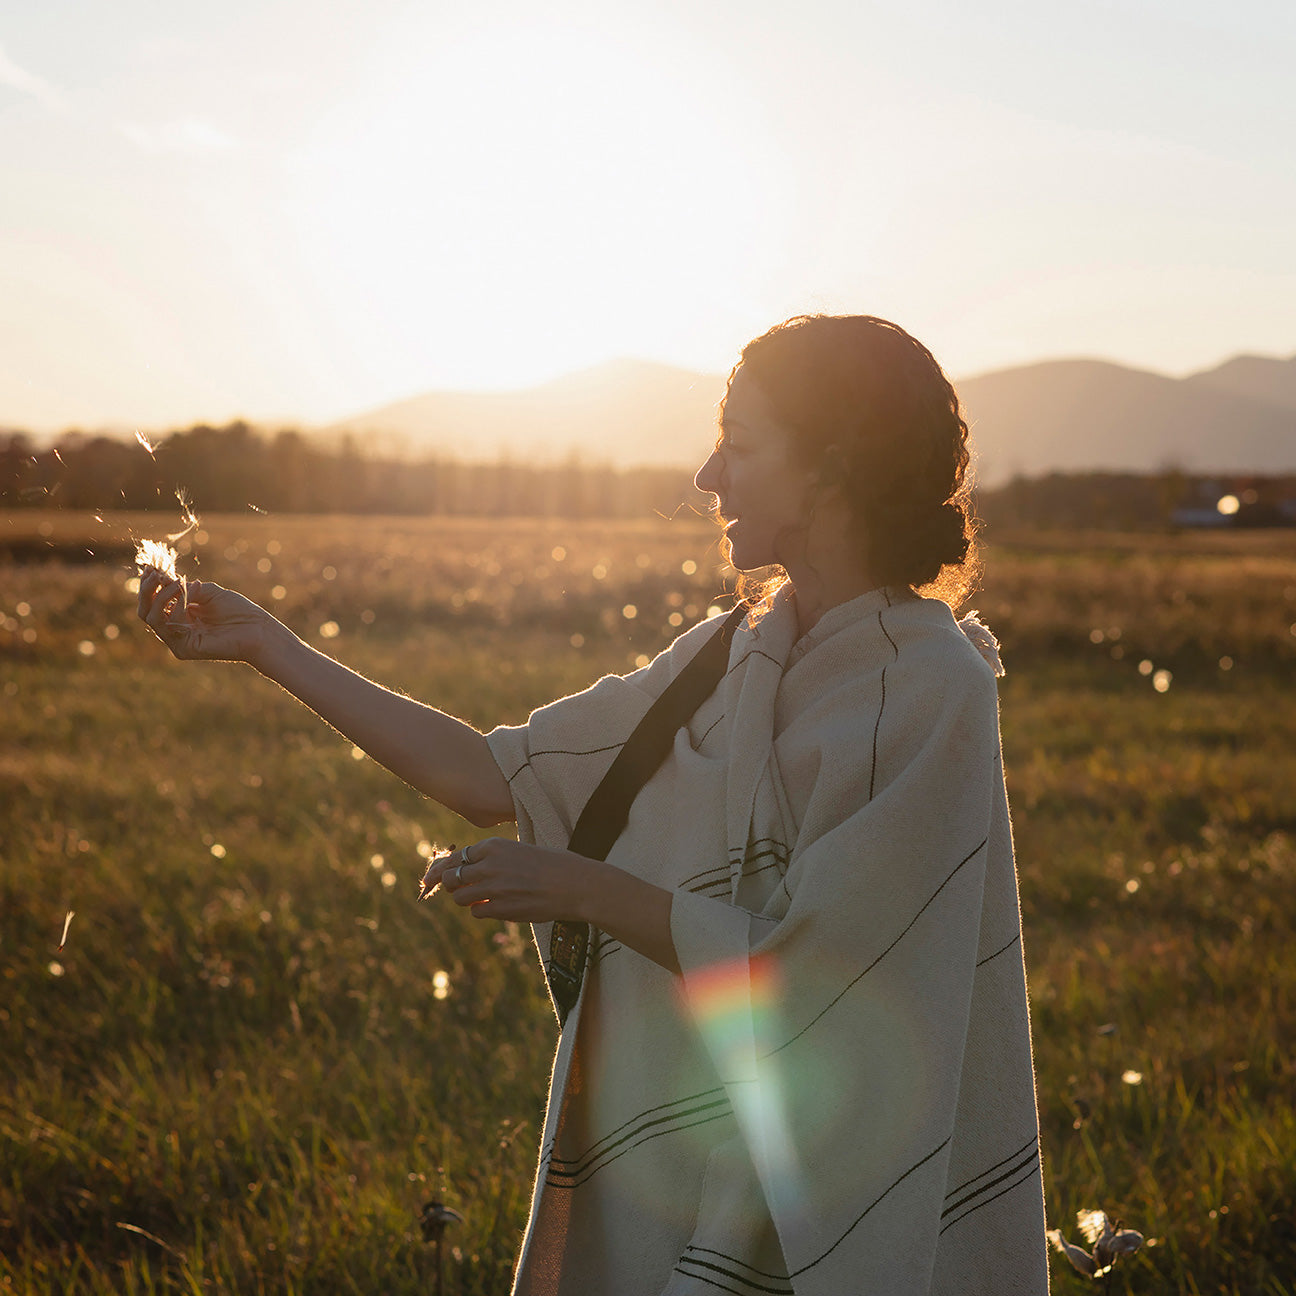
[720,314,981,611]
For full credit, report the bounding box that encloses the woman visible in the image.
[139,314,1048,1294]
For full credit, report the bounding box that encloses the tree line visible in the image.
[3,423,1292,530]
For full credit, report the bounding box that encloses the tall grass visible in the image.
[3,512,1295,1293]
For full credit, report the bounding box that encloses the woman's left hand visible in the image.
[422,839,594,924]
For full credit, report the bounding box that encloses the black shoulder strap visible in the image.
[546,603,747,1024]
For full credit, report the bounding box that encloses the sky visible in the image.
[1,0,1293,432]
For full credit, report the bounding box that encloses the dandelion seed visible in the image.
[58,910,74,951]
[1121,1069,1143,1085]
[135,429,159,457]
[168,489,200,541]
[248,502,267,514]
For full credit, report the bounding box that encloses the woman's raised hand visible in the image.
[137,570,279,664]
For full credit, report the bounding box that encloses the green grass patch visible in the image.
[3,515,1295,1292]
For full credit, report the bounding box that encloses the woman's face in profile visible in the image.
[694,368,812,572]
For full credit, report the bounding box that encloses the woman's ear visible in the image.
[812,445,847,490]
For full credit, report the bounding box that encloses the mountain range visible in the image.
[326,351,1296,486]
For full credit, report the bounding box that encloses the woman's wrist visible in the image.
[248,615,302,676]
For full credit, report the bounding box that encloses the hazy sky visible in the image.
[2,0,1293,430]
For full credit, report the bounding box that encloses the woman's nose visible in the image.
[694,449,723,496]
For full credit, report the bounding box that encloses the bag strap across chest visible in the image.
[546,603,748,1024]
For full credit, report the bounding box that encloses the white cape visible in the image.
[487,587,1049,1294]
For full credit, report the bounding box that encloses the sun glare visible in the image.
[287,16,786,392]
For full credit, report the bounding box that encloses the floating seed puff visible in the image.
[133,490,201,579]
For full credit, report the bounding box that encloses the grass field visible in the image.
[3,511,1296,1294]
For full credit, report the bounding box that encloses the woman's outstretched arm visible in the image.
[138,571,514,826]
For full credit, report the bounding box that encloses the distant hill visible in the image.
[325,350,1296,484]
[326,358,726,469]
[960,356,1296,484]
[1184,353,1296,412]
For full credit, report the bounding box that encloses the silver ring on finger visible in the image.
[450,864,464,886]
[461,843,478,866]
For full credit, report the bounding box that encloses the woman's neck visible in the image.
[779,491,879,638]
[786,561,880,638]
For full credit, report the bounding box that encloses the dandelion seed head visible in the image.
[135,538,179,579]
